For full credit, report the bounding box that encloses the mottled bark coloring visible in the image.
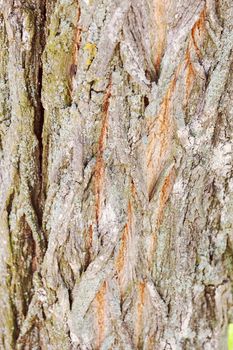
[0,0,233,349]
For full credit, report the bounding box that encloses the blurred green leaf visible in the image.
[228,324,233,350]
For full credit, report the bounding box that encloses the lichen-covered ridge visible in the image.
[0,0,232,349]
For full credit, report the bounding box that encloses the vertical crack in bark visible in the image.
[36,63,45,215]
[7,2,48,347]
[34,0,47,224]
[5,191,20,348]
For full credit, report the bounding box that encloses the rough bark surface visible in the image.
[0,0,233,349]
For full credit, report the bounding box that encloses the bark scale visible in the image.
[0,0,233,349]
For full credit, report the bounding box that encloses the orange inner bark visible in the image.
[95,282,107,348]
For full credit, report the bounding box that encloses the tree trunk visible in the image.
[0,0,233,349]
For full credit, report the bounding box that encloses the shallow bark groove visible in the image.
[0,0,233,349]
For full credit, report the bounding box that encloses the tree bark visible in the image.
[0,0,233,349]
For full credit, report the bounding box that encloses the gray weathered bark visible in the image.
[0,0,233,349]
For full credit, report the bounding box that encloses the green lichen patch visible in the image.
[42,1,79,109]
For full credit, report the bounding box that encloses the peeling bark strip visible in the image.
[0,0,233,349]
[94,81,112,224]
